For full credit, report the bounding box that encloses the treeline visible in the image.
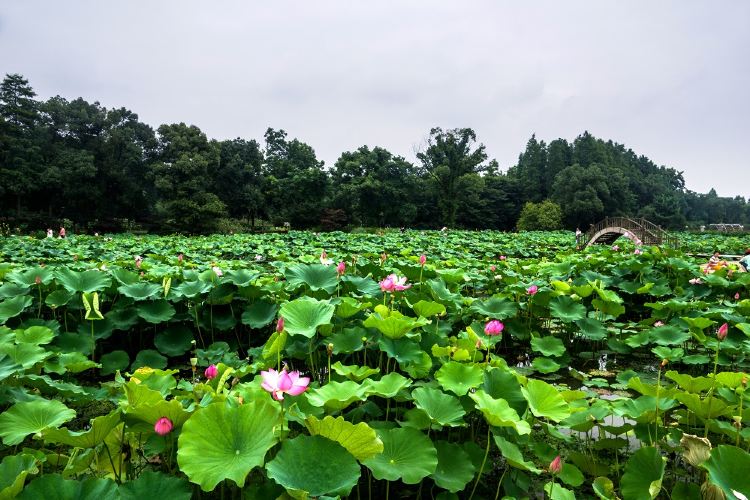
[1,73,748,233]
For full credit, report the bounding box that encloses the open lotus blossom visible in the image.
[634,248,642,255]
[549,455,563,475]
[484,320,504,336]
[276,316,285,333]
[419,254,427,266]
[211,266,222,277]
[336,261,346,275]
[204,364,218,380]
[499,255,506,261]
[612,245,619,251]
[379,274,411,292]
[154,417,173,436]
[254,254,263,261]
[718,322,729,341]
[320,250,333,266]
[654,321,664,327]
[527,284,538,295]
[261,368,310,400]
[735,292,741,300]
[689,278,703,285]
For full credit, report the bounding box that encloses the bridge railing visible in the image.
[577,216,680,249]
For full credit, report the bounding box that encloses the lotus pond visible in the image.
[0,230,749,499]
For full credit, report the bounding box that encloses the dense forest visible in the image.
[1,73,748,234]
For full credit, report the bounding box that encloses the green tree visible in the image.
[214,138,264,226]
[0,74,42,215]
[262,128,328,228]
[516,200,563,231]
[416,127,488,226]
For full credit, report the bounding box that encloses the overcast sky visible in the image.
[2,1,748,198]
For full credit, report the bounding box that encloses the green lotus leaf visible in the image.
[591,298,625,318]
[15,326,55,345]
[549,296,587,323]
[266,435,360,497]
[8,266,54,287]
[261,330,287,362]
[177,400,280,491]
[241,300,277,329]
[45,289,75,308]
[304,415,383,461]
[469,390,531,435]
[362,372,412,398]
[0,355,22,382]
[225,269,259,287]
[136,300,175,323]
[100,350,130,375]
[621,446,666,500]
[681,316,715,330]
[131,349,168,370]
[363,310,429,339]
[119,470,192,500]
[0,453,38,499]
[173,280,211,299]
[43,351,99,375]
[306,380,367,411]
[341,275,381,297]
[362,427,438,484]
[329,327,366,354]
[412,300,446,318]
[331,361,379,382]
[0,296,33,324]
[493,434,541,473]
[43,410,121,448]
[279,296,335,338]
[436,361,484,396]
[650,325,691,346]
[592,476,617,499]
[576,318,607,341]
[18,474,118,500]
[664,371,712,394]
[206,283,235,305]
[530,336,566,357]
[651,346,684,362]
[55,268,111,293]
[521,379,571,422]
[117,282,162,300]
[702,445,750,500]
[715,372,747,389]
[431,440,476,492]
[533,357,562,373]
[285,263,339,294]
[482,367,528,415]
[0,283,29,299]
[470,297,518,319]
[379,337,424,365]
[111,268,139,285]
[0,399,76,445]
[335,297,371,318]
[154,325,194,357]
[0,342,51,369]
[412,387,466,427]
[543,481,576,500]
[670,482,701,500]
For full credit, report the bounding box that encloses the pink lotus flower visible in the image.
[634,248,642,255]
[261,368,310,400]
[419,254,427,266]
[178,253,184,263]
[490,265,496,272]
[35,276,42,285]
[204,364,218,380]
[212,266,222,277]
[612,245,619,251]
[484,320,504,336]
[154,417,173,435]
[336,261,346,276]
[499,255,506,261]
[689,278,703,285]
[379,274,411,292]
[718,322,729,341]
[549,455,563,475]
[735,293,741,300]
[527,285,538,295]
[654,321,664,327]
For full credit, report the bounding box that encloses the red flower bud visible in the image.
[154,417,173,435]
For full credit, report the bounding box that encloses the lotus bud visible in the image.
[204,364,218,380]
[35,276,41,285]
[735,292,741,300]
[154,417,173,436]
[490,265,496,272]
[276,316,285,333]
[178,253,184,263]
[527,284,538,295]
[661,359,668,367]
[499,255,506,261]
[327,343,334,356]
[336,261,346,276]
[718,322,729,341]
[549,455,562,475]
[419,254,426,266]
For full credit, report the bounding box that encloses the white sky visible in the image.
[1,1,748,198]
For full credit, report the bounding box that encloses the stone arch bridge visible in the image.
[577,217,679,249]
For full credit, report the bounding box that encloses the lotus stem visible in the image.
[37,284,43,318]
[494,468,507,500]
[469,425,492,500]
[704,341,721,438]
[737,385,746,447]
[655,365,662,445]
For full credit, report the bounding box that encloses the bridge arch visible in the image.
[577,217,678,249]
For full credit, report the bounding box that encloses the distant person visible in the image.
[46,228,53,238]
[706,250,726,272]
[58,227,66,239]
[740,249,750,272]
[575,228,582,237]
